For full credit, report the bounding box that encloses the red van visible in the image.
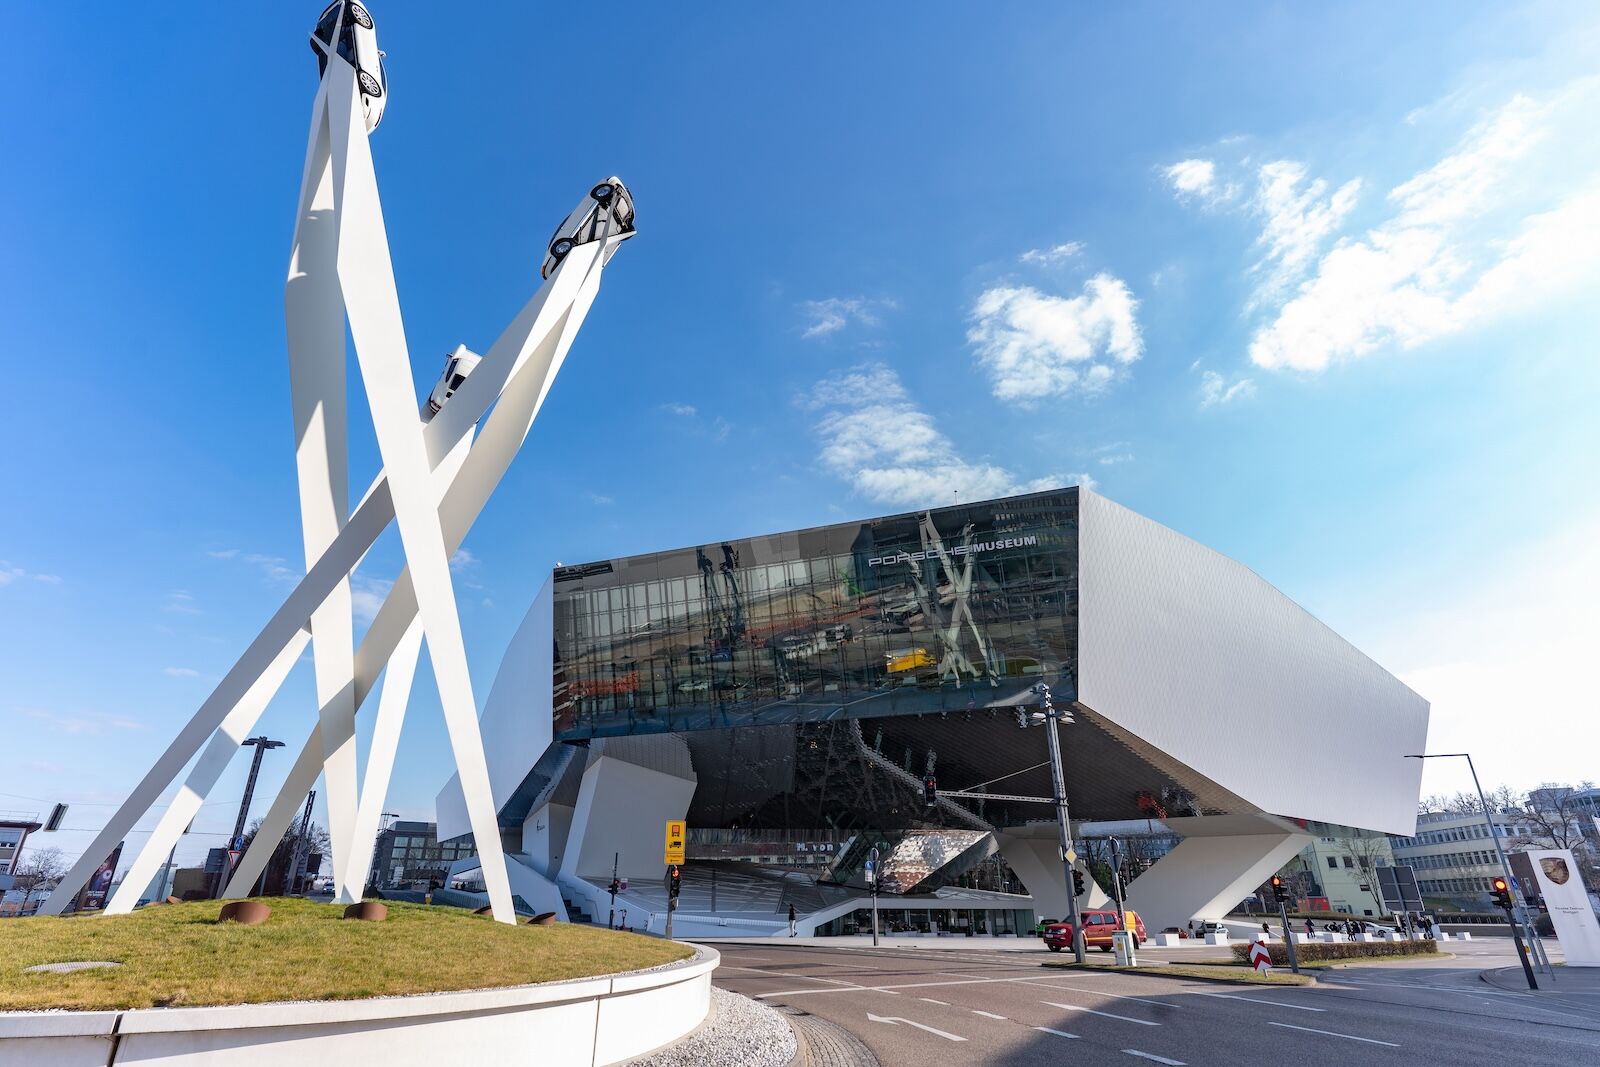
[1044,909,1147,951]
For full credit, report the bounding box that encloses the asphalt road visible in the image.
[709,938,1600,1066]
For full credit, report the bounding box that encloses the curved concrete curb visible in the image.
[0,946,717,1067]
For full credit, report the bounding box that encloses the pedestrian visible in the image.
[1262,921,1271,935]
[1188,920,1197,939]
[789,903,798,937]
[1304,917,1314,936]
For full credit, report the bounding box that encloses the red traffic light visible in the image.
[1270,875,1283,888]
[1492,877,1508,892]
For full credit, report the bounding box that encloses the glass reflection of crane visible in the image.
[697,544,746,654]
[904,514,1001,686]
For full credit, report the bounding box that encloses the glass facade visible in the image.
[551,490,1079,741]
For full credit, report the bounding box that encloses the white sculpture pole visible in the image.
[286,69,360,904]
[45,13,633,921]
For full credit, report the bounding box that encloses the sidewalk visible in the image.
[1481,964,1600,993]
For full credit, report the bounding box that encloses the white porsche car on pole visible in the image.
[310,1,388,132]
[542,178,636,278]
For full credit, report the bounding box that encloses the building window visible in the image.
[1327,857,1338,870]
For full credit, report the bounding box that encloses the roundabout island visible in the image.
[0,899,716,1065]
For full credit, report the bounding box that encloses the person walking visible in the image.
[1304,917,1315,936]
[788,903,798,937]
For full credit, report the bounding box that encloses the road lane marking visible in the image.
[1035,1026,1080,1040]
[1024,981,1178,1008]
[919,998,949,1005]
[1122,1051,1186,1065]
[1266,1021,1400,1047]
[1182,991,1325,1012]
[866,1013,967,1042]
[971,1009,1008,1019]
[1042,1001,1160,1026]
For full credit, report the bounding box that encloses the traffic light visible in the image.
[1072,868,1086,897]
[923,775,938,806]
[1270,875,1288,904]
[1491,876,1512,909]
[668,866,682,902]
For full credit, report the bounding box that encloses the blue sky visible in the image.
[3,3,1598,870]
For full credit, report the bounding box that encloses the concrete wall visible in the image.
[436,578,555,841]
[1122,814,1313,933]
[0,948,717,1067]
[1077,489,1429,836]
[561,736,698,883]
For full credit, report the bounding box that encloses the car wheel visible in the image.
[1048,944,1061,952]
[349,4,373,29]
[1098,944,1112,953]
[590,182,615,203]
[550,237,575,260]
[1133,937,1141,949]
[359,70,382,97]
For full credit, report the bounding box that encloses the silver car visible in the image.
[310,2,387,132]
[426,345,482,416]
[541,178,636,279]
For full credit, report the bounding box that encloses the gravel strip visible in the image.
[621,986,797,1067]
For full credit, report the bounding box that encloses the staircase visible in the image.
[563,895,595,925]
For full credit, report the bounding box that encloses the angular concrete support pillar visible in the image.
[996,822,1109,920]
[1124,814,1312,934]
[523,802,575,881]
[560,736,697,884]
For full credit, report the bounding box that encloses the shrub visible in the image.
[1230,939,1440,966]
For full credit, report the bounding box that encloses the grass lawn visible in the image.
[0,898,693,1011]
[1041,960,1315,986]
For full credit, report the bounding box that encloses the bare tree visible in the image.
[1517,786,1584,850]
[239,819,331,896]
[1337,832,1394,914]
[12,846,67,912]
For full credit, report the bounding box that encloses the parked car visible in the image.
[310,2,387,132]
[1044,909,1148,952]
[426,344,482,415]
[541,178,636,278]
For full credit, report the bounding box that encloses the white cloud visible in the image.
[1019,242,1085,265]
[163,590,202,615]
[1249,161,1362,305]
[1199,370,1256,408]
[20,707,143,735]
[1165,158,1218,198]
[967,275,1143,406]
[449,547,479,572]
[805,364,1088,508]
[162,666,200,678]
[211,548,295,582]
[350,574,393,626]
[1250,88,1600,371]
[799,297,895,340]
[1093,442,1135,466]
[588,493,615,506]
[0,560,61,586]
[661,403,697,417]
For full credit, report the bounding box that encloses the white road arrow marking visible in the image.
[866,1013,968,1042]
[1122,1050,1187,1065]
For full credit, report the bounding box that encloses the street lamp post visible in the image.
[1406,752,1537,990]
[1034,683,1086,964]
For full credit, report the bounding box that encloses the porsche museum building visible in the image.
[437,487,1430,937]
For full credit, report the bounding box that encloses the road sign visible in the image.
[663,820,686,865]
[1063,848,1077,865]
[1249,940,1273,973]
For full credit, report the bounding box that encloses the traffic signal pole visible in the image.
[1277,901,1300,974]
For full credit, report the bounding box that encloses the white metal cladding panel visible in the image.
[436,578,556,840]
[1076,490,1427,836]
